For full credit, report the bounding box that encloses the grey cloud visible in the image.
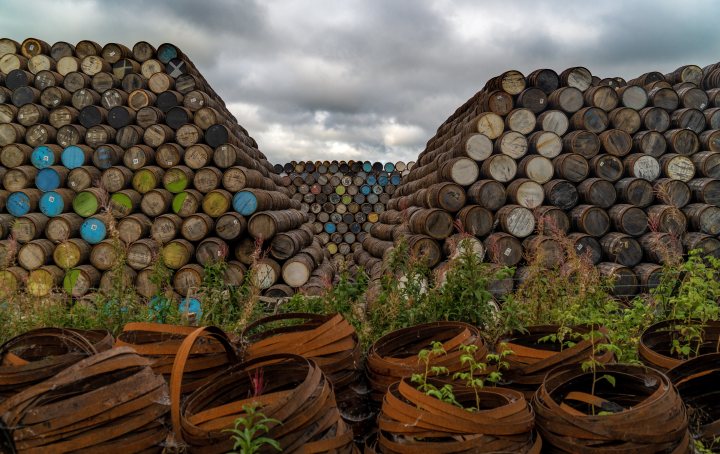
[1,0,720,164]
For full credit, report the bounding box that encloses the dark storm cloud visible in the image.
[1,0,719,163]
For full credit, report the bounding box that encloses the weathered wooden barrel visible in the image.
[45,213,84,242]
[116,213,152,244]
[12,212,49,242]
[456,205,493,237]
[600,232,643,267]
[683,203,720,235]
[639,232,683,264]
[63,264,101,297]
[484,232,523,266]
[27,264,64,297]
[577,178,617,208]
[496,205,535,238]
[646,205,688,235]
[17,238,54,270]
[53,238,91,269]
[598,262,638,297]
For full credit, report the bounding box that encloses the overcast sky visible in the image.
[2,0,720,164]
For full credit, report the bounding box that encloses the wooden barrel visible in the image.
[623,153,660,181]
[600,232,643,267]
[548,87,584,113]
[606,107,641,135]
[516,155,554,184]
[700,130,720,153]
[691,151,720,179]
[570,205,610,237]
[456,205,493,237]
[408,208,454,240]
[564,232,601,264]
[583,85,618,111]
[406,234,442,268]
[587,154,622,182]
[536,110,569,135]
[577,178,617,208]
[646,205,688,235]
[465,112,505,139]
[7,189,41,216]
[648,86,679,111]
[27,265,64,297]
[161,239,195,269]
[480,154,516,182]
[150,213,182,244]
[3,166,37,191]
[45,213,83,242]
[634,263,663,291]
[168,189,201,218]
[506,178,544,208]
[489,131,526,162]
[671,107,706,134]
[598,129,632,157]
[162,165,193,193]
[193,167,223,193]
[173,264,204,296]
[682,232,720,258]
[614,178,654,207]
[131,166,164,194]
[496,205,535,238]
[115,213,151,244]
[608,204,648,236]
[553,153,588,183]
[53,238,90,269]
[175,123,203,148]
[0,266,28,297]
[140,188,173,217]
[12,213,49,242]
[88,239,119,271]
[597,262,638,297]
[639,232,683,264]
[72,187,106,217]
[664,129,699,156]
[659,154,695,182]
[525,131,561,160]
[542,179,578,210]
[688,178,720,205]
[17,238,54,270]
[484,232,523,266]
[516,87,547,114]
[180,213,214,242]
[100,166,133,192]
[533,205,570,234]
[195,237,230,265]
[616,85,648,110]
[631,131,666,159]
[99,266,137,294]
[522,235,564,268]
[221,166,268,192]
[466,180,506,211]
[652,178,691,208]
[438,157,478,186]
[527,68,560,94]
[486,70,525,94]
[683,203,720,235]
[109,189,141,218]
[63,265,101,297]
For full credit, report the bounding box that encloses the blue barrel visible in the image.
[31,145,58,169]
[367,175,377,185]
[36,168,62,192]
[80,217,107,244]
[149,295,172,322]
[7,191,34,216]
[324,222,336,234]
[61,145,90,169]
[157,44,179,63]
[39,191,66,217]
[232,191,257,216]
[390,174,402,185]
[362,162,372,173]
[180,297,202,318]
[378,174,389,186]
[384,162,395,172]
[360,184,371,195]
[93,145,119,170]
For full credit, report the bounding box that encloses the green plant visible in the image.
[410,341,460,408]
[224,403,282,454]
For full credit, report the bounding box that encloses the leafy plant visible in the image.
[410,341,460,408]
[224,403,282,454]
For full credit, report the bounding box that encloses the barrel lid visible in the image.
[39,191,65,217]
[31,145,57,169]
[7,192,31,216]
[73,190,100,217]
[80,217,107,244]
[61,145,87,169]
[232,191,258,216]
[180,297,202,318]
[36,167,62,192]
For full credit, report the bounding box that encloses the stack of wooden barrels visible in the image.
[361,62,720,298]
[276,160,411,266]
[0,38,331,302]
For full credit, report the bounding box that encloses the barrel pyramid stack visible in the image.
[362,63,720,297]
[0,38,332,300]
[276,159,412,267]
